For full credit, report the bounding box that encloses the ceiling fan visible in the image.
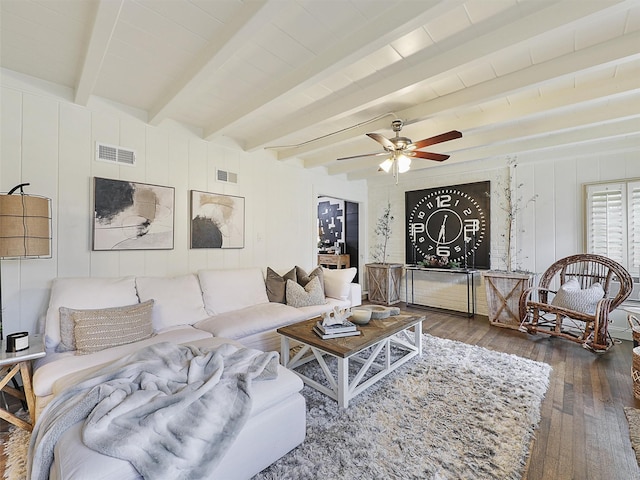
[337,119,462,181]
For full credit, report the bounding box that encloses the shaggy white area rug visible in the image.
[3,334,551,480]
[3,426,29,480]
[253,333,551,480]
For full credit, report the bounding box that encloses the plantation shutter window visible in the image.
[629,181,640,275]
[585,180,640,277]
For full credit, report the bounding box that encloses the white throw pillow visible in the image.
[198,267,269,315]
[286,277,326,308]
[551,277,605,315]
[322,267,357,300]
[136,274,208,331]
[45,277,138,350]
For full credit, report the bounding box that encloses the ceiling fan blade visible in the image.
[408,151,450,162]
[411,130,462,150]
[337,151,389,161]
[367,133,395,150]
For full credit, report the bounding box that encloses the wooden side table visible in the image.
[318,253,350,269]
[1,334,45,431]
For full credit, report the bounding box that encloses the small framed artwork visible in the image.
[190,190,245,249]
[93,177,175,250]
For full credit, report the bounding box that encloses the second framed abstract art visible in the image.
[190,190,245,249]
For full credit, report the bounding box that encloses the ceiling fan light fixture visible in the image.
[397,155,411,173]
[379,158,393,173]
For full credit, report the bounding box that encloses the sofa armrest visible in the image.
[349,283,362,307]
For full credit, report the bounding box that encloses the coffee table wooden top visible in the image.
[277,313,424,358]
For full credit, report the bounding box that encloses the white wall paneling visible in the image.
[367,150,639,340]
[0,78,367,335]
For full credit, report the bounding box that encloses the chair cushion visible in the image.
[551,277,605,315]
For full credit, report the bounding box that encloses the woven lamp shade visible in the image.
[0,194,51,258]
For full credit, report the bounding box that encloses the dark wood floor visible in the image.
[405,304,640,480]
[2,307,639,479]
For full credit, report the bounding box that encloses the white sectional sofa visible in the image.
[31,265,361,480]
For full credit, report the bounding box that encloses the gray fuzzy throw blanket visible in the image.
[28,341,279,480]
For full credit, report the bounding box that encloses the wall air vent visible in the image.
[96,143,136,166]
[217,169,238,184]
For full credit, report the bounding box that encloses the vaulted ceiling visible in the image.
[1,0,639,182]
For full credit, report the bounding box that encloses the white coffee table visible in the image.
[278,313,424,408]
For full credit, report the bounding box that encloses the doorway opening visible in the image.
[317,196,359,282]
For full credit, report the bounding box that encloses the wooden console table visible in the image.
[318,254,350,269]
[405,266,478,318]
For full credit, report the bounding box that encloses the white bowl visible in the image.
[350,308,372,325]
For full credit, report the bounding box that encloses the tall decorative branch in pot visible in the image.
[371,201,393,264]
[367,201,403,305]
[499,157,538,273]
[484,157,537,329]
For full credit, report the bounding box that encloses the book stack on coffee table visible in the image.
[313,319,361,339]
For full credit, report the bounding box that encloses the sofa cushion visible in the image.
[285,277,326,308]
[322,267,357,300]
[551,277,605,315]
[265,267,297,304]
[194,303,306,340]
[45,277,139,350]
[199,268,270,315]
[136,274,208,330]
[65,300,155,355]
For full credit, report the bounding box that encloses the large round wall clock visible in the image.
[405,181,490,269]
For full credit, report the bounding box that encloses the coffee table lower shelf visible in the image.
[279,315,423,408]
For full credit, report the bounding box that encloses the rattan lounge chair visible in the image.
[519,254,633,352]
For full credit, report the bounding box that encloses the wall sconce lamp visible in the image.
[0,183,52,339]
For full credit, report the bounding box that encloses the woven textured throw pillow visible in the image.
[551,277,605,315]
[286,277,326,308]
[65,300,154,355]
[56,307,78,353]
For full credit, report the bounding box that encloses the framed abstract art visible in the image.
[190,190,245,249]
[93,177,175,250]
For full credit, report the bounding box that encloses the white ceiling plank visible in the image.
[243,0,627,150]
[202,0,467,140]
[344,124,640,181]
[147,0,275,126]
[74,0,124,106]
[280,59,640,164]
[2,0,639,185]
[397,30,640,126]
[326,95,640,176]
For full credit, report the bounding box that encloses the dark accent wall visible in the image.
[345,201,359,283]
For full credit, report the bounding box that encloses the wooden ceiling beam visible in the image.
[202,0,465,141]
[249,0,628,152]
[74,0,123,106]
[148,0,273,127]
